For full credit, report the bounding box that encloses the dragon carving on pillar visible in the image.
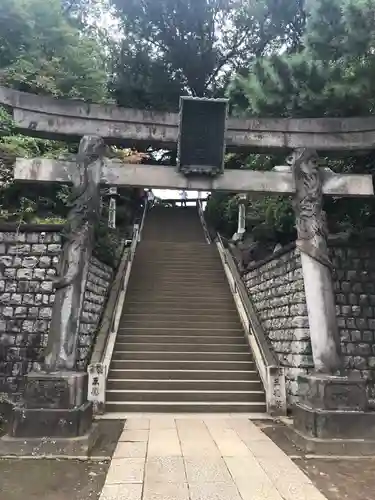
[289,148,332,270]
[44,135,104,372]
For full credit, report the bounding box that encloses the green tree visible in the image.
[0,0,108,101]
[111,0,306,109]
[224,0,375,237]
[0,0,111,221]
[229,0,375,118]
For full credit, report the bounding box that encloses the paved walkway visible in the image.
[99,415,328,500]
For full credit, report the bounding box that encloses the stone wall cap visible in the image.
[244,242,296,274]
[0,223,64,232]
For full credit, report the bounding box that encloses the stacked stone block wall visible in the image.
[0,225,113,395]
[78,257,113,370]
[244,240,375,405]
[332,243,375,397]
[244,246,312,405]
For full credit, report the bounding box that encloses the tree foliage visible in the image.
[0,0,112,222]
[229,0,375,118]
[2,0,375,242]
[214,0,375,240]
[0,0,108,100]
[111,0,306,109]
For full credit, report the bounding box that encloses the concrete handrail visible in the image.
[216,233,287,415]
[197,199,212,244]
[88,202,148,412]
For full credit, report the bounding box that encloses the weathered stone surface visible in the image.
[23,371,88,409]
[14,157,374,195]
[0,225,113,395]
[244,246,309,405]
[298,373,368,411]
[0,423,99,457]
[9,402,93,438]
[245,235,375,405]
[294,403,375,440]
[6,85,375,154]
[43,136,105,372]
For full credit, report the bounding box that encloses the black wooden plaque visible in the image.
[178,97,228,176]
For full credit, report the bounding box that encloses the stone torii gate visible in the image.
[14,144,373,376]
[2,87,375,451]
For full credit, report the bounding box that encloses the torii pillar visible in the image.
[289,149,375,450]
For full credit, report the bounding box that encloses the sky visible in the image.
[153,189,209,200]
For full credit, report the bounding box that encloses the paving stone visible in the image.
[184,457,232,483]
[245,439,290,459]
[274,481,328,500]
[209,428,252,457]
[100,483,142,500]
[234,426,270,445]
[124,419,150,430]
[188,481,242,500]
[180,437,220,457]
[105,458,145,485]
[149,416,176,429]
[148,429,182,456]
[145,457,187,483]
[97,417,329,500]
[235,479,284,500]
[224,455,270,481]
[204,418,237,429]
[119,430,149,442]
[142,481,189,500]
[256,456,312,485]
[113,442,148,459]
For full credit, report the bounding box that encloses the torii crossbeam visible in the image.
[14,157,374,197]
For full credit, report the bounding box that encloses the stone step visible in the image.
[110,360,255,371]
[106,389,265,403]
[104,206,265,414]
[116,327,244,337]
[126,293,233,302]
[127,283,230,291]
[106,379,262,391]
[128,282,228,289]
[129,273,227,282]
[131,264,222,271]
[122,304,237,314]
[119,319,242,329]
[112,351,253,362]
[114,335,245,344]
[107,369,259,381]
[121,313,241,322]
[123,296,235,305]
[105,401,267,413]
[134,252,220,265]
[114,342,249,353]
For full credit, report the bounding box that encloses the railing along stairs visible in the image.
[88,201,148,413]
[197,199,287,415]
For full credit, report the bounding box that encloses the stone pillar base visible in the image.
[1,371,98,457]
[0,424,99,457]
[290,373,375,453]
[297,373,368,412]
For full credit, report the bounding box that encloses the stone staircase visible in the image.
[106,206,266,413]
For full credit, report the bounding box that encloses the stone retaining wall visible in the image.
[0,225,113,395]
[244,240,375,405]
[78,257,113,371]
[244,246,311,406]
[332,244,375,397]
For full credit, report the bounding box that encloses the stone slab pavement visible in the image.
[98,415,328,500]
